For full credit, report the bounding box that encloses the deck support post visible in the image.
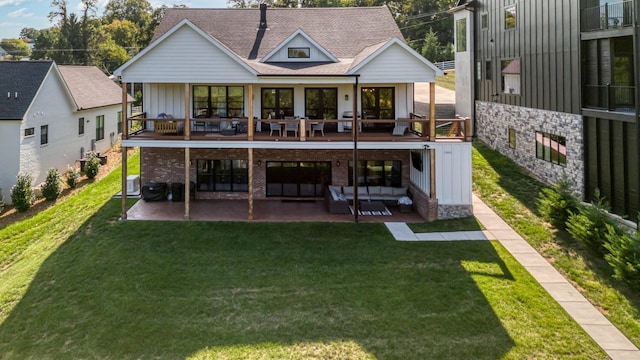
[430,148,436,200]
[184,147,191,220]
[248,148,254,220]
[120,80,128,220]
[248,84,254,141]
[429,82,436,140]
[352,76,359,223]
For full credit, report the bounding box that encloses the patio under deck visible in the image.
[126,198,425,223]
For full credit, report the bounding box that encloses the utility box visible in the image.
[126,175,140,194]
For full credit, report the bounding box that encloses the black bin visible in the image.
[142,182,168,201]
[171,182,184,202]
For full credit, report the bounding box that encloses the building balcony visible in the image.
[583,84,636,113]
[581,0,634,32]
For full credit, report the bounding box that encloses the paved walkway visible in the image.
[385,194,640,360]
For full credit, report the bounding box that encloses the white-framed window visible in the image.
[96,115,105,141]
[79,117,85,135]
[24,127,35,137]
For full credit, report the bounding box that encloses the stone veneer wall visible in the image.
[475,101,584,196]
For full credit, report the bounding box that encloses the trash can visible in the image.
[171,182,184,202]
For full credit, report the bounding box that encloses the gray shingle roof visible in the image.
[0,61,53,120]
[153,6,404,71]
[58,65,129,110]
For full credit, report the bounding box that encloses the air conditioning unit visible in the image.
[126,175,140,194]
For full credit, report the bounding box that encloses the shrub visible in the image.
[537,175,579,230]
[11,172,34,212]
[84,152,101,180]
[65,165,80,189]
[566,190,620,255]
[604,220,640,290]
[41,167,63,201]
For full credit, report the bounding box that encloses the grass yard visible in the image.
[0,146,615,359]
[472,141,640,349]
[436,70,456,91]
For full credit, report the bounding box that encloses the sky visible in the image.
[0,0,229,40]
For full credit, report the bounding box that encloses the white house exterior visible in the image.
[115,6,473,221]
[0,61,131,204]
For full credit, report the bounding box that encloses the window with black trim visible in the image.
[25,127,35,137]
[96,115,105,141]
[40,125,48,145]
[486,60,492,81]
[305,88,337,119]
[265,161,330,197]
[536,131,566,166]
[501,59,520,94]
[288,47,310,58]
[193,86,244,118]
[196,159,248,192]
[262,88,294,119]
[78,118,85,135]
[504,5,516,30]
[348,160,402,187]
[508,128,516,149]
[456,18,467,52]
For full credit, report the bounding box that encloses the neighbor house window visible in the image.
[486,60,492,81]
[456,18,467,52]
[193,86,244,118]
[481,13,488,29]
[536,131,566,166]
[305,88,337,119]
[24,127,35,137]
[288,47,310,58]
[501,59,520,94]
[196,159,248,192]
[78,117,85,135]
[96,115,105,141]
[504,5,516,30]
[117,112,122,134]
[262,88,294,119]
[348,160,402,187]
[508,128,516,149]
[40,125,48,145]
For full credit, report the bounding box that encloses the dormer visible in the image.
[261,29,338,63]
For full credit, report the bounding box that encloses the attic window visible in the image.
[288,47,310,58]
[24,127,35,137]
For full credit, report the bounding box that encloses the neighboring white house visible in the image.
[0,61,131,204]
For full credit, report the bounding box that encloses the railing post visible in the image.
[465,117,472,142]
[605,3,609,29]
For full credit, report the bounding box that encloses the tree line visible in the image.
[1,0,454,73]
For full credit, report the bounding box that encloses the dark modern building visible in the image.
[451,0,639,220]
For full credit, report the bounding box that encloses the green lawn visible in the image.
[436,70,456,91]
[0,147,619,359]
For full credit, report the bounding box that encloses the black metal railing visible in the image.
[581,1,634,32]
[583,84,636,112]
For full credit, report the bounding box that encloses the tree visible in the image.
[32,28,59,60]
[19,27,39,40]
[103,19,138,49]
[103,0,154,46]
[420,28,443,62]
[0,38,31,58]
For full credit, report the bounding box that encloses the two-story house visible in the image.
[115,5,473,222]
[0,61,130,204]
[451,0,640,220]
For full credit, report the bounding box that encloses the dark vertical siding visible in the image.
[625,123,640,217]
[611,121,626,214]
[475,0,581,114]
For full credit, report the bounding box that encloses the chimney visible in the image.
[259,3,267,29]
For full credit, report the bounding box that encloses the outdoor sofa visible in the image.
[325,185,409,214]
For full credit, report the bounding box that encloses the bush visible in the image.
[604,220,640,290]
[65,165,80,189]
[41,167,63,201]
[11,173,34,212]
[537,175,580,230]
[84,152,101,180]
[566,190,621,255]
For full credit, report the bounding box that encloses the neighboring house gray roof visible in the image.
[153,6,404,74]
[58,65,132,110]
[0,61,54,120]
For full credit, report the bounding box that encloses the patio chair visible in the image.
[392,121,410,136]
[312,122,325,137]
[269,122,282,136]
[285,120,298,137]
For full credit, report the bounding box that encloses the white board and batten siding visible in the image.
[410,142,472,206]
[121,24,256,84]
[356,43,438,83]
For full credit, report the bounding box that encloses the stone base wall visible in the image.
[438,205,473,220]
[475,101,584,196]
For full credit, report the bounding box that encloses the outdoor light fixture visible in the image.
[257,160,262,166]
[336,160,340,167]
[344,94,349,101]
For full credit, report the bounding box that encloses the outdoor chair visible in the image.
[285,121,298,137]
[392,121,410,136]
[269,122,282,136]
[312,122,325,136]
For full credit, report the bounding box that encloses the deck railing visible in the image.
[583,84,636,112]
[124,114,472,142]
[581,1,634,32]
